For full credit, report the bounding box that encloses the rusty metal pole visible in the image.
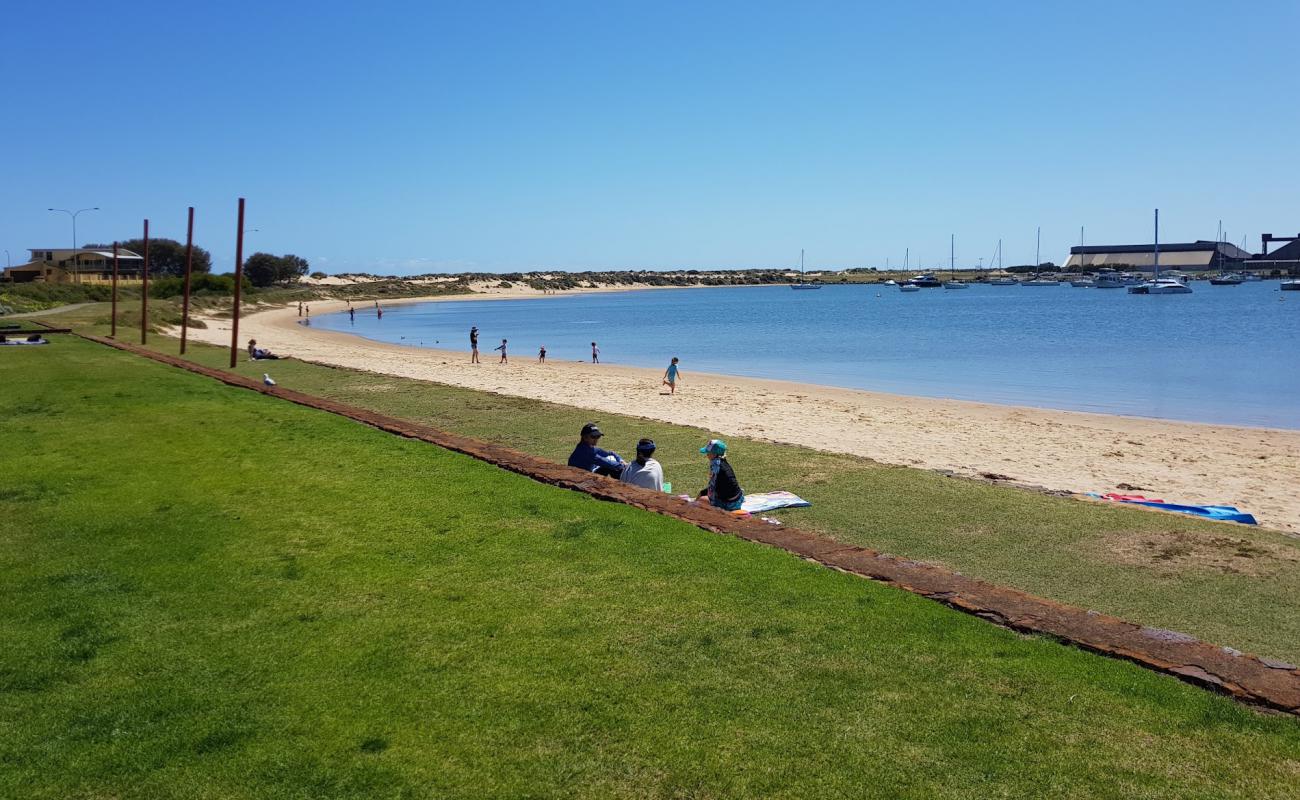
[110,242,119,338]
[229,198,245,368]
[180,206,195,354]
[141,219,150,344]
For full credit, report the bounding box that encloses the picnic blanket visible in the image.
[740,491,811,514]
[1091,493,1257,525]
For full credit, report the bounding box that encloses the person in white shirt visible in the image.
[620,438,664,491]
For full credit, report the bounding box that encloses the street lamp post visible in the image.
[47,206,99,283]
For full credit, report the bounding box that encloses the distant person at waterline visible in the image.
[494,338,508,363]
[538,345,547,363]
[469,326,480,363]
[568,422,626,478]
[620,438,664,492]
[699,439,744,511]
[662,357,681,394]
[591,341,600,363]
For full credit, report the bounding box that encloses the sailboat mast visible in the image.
[1153,209,1160,279]
[905,247,909,271]
[800,248,805,278]
[1035,226,1041,277]
[950,234,954,277]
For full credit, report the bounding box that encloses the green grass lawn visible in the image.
[38,299,1300,666]
[2,333,1300,798]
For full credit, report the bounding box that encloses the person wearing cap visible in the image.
[567,423,626,478]
[469,326,480,364]
[698,439,744,511]
[620,438,664,491]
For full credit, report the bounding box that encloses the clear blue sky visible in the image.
[3,1,1297,274]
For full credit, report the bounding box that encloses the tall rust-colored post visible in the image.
[229,198,245,368]
[180,206,195,354]
[110,242,119,338]
[141,219,150,344]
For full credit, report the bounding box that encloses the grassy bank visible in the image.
[4,335,1300,797]
[39,298,1300,666]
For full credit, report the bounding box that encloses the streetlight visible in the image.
[48,207,99,284]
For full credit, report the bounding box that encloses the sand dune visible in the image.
[178,296,1300,534]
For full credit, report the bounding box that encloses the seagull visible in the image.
[263,373,277,386]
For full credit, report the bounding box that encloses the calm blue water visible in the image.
[316,283,1300,429]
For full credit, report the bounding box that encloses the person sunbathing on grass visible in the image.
[698,439,743,511]
[247,339,281,360]
[567,422,625,479]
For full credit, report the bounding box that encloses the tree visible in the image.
[243,252,310,287]
[84,238,212,277]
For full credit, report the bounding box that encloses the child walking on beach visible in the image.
[591,342,600,363]
[662,357,681,394]
[495,339,508,363]
[538,345,546,363]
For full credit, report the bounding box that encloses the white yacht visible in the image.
[1127,209,1191,295]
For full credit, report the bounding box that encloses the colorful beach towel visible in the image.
[1091,493,1257,525]
[740,491,811,514]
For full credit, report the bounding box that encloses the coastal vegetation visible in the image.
[3,338,1299,797]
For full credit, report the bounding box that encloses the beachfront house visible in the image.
[3,248,145,284]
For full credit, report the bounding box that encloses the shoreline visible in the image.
[178,296,1300,533]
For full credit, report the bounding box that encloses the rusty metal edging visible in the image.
[77,333,1300,716]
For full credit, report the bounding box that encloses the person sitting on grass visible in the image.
[567,422,625,478]
[247,339,281,360]
[698,439,744,511]
[620,438,664,491]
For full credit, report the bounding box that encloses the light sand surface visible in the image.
[179,297,1300,534]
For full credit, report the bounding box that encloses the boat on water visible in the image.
[883,279,898,286]
[1281,279,1300,291]
[1128,209,1192,294]
[897,283,920,292]
[790,249,822,290]
[1241,272,1262,282]
[984,240,1017,284]
[1022,226,1059,285]
[1068,277,1096,287]
[943,234,968,289]
[1094,271,1125,289]
[988,276,1018,285]
[908,273,943,287]
[1209,273,1244,285]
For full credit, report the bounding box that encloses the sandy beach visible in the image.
[178,292,1300,534]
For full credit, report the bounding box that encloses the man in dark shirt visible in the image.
[698,439,744,510]
[567,423,626,478]
[469,326,480,364]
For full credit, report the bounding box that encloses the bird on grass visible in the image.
[263,373,277,386]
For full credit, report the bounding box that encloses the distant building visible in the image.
[3,248,145,284]
[1063,241,1250,272]
[1252,238,1300,274]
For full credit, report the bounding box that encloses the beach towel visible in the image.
[1091,493,1257,525]
[739,491,811,514]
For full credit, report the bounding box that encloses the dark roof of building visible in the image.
[1255,239,1300,261]
[1070,240,1251,258]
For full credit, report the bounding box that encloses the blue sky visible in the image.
[3,1,1297,274]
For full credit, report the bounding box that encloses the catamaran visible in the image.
[791,249,822,290]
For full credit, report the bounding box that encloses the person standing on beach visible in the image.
[297,301,303,317]
[349,307,355,323]
[470,326,480,363]
[495,338,508,363]
[662,357,681,394]
[538,345,547,363]
[591,342,600,363]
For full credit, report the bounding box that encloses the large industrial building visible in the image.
[1063,240,1251,272]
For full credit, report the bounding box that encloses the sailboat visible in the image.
[1022,226,1060,285]
[1209,221,1244,284]
[898,247,920,291]
[943,234,968,288]
[791,249,822,290]
[988,239,1017,284]
[1129,209,1191,294]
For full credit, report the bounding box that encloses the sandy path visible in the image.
[179,296,1300,534]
